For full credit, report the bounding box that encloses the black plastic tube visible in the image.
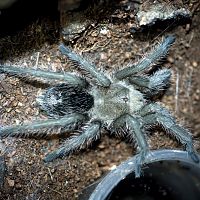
[79,149,200,200]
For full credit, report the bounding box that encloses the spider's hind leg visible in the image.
[140,103,199,163]
[44,120,102,162]
[0,65,88,88]
[112,114,150,177]
[59,44,111,87]
[0,113,87,138]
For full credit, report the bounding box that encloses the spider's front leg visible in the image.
[44,120,102,162]
[129,69,171,97]
[114,35,175,80]
[112,114,150,177]
[140,103,199,163]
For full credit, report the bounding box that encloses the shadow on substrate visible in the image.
[0,0,59,37]
[0,0,60,61]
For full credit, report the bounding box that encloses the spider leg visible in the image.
[115,35,175,80]
[59,44,111,87]
[129,69,171,96]
[44,120,102,162]
[112,114,149,177]
[140,103,199,163]
[0,113,86,138]
[0,65,88,88]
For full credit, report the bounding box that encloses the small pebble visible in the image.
[192,61,198,67]
[100,28,109,35]
[7,178,15,187]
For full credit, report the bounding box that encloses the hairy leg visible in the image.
[129,69,171,96]
[0,113,87,138]
[115,35,175,80]
[140,103,199,163]
[59,44,111,87]
[112,114,149,177]
[0,65,88,88]
[44,120,101,162]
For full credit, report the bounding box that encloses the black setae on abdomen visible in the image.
[37,84,94,117]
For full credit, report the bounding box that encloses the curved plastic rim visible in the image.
[89,149,200,200]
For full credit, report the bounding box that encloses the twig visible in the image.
[175,70,179,113]
[186,67,193,113]
[49,188,62,195]
[47,168,54,181]
[34,52,40,69]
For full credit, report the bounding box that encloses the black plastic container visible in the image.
[79,150,200,200]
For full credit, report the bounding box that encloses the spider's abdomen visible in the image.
[37,84,94,117]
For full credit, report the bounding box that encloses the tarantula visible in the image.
[0,35,198,177]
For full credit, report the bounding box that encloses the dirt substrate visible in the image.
[0,1,200,199]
